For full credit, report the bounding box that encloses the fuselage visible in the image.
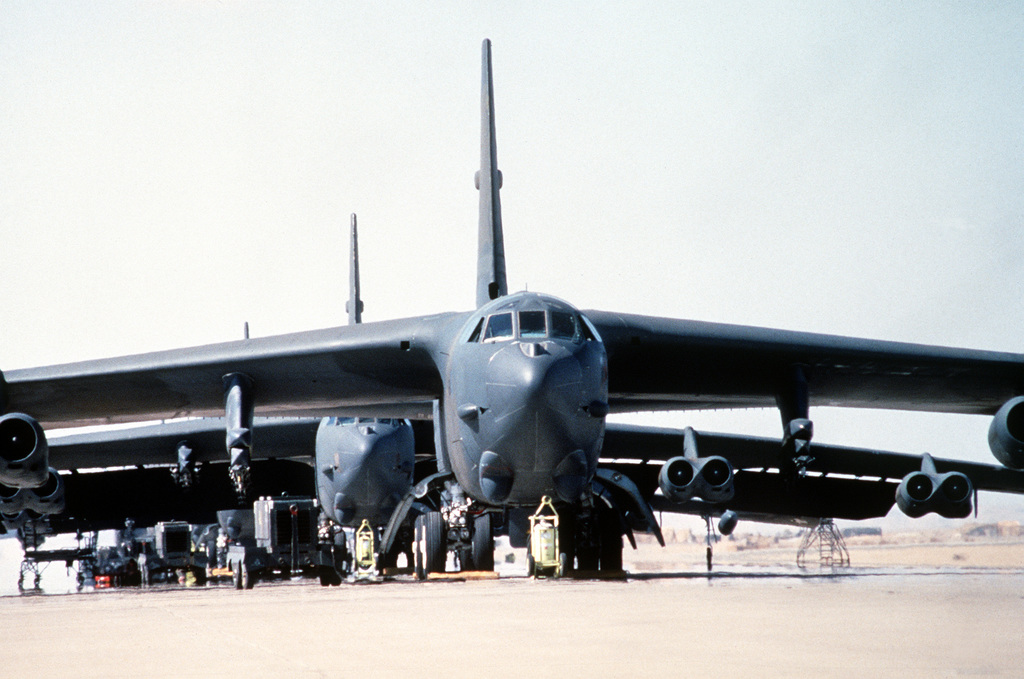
[314,417,415,526]
[442,292,608,507]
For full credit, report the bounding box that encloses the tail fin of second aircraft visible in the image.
[346,213,363,325]
[475,39,508,309]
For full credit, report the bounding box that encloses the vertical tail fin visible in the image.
[476,38,507,309]
[346,213,363,325]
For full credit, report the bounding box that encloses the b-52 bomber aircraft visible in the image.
[4,40,1024,578]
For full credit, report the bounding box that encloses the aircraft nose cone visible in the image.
[488,343,584,415]
[475,342,600,504]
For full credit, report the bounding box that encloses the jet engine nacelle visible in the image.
[0,413,49,488]
[988,396,1024,470]
[0,467,65,516]
[895,469,972,519]
[658,455,735,504]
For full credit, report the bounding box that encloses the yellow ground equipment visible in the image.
[527,496,566,577]
[353,519,378,580]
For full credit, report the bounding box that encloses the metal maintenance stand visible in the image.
[796,518,850,568]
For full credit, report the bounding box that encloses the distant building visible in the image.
[841,526,882,538]
[965,521,1020,538]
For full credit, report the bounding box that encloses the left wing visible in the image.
[588,311,1024,415]
[601,423,1024,523]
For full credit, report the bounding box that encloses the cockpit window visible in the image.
[519,310,546,339]
[483,312,514,341]
[550,311,578,341]
[466,318,484,343]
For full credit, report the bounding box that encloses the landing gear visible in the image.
[470,513,494,571]
[414,511,446,580]
[240,562,254,589]
[704,515,716,572]
[599,518,623,573]
[564,499,623,576]
[316,518,349,586]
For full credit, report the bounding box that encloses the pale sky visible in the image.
[1,2,1023,527]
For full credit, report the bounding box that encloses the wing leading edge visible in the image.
[2,313,464,429]
[589,311,1024,415]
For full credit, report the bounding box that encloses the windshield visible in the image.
[469,307,592,343]
[483,312,514,341]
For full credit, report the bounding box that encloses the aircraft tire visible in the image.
[232,564,242,590]
[413,514,427,580]
[423,511,446,574]
[471,513,494,571]
[318,566,341,587]
[558,514,577,574]
[241,563,254,589]
[576,534,599,573]
[598,516,623,574]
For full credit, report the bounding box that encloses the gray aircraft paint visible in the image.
[3,40,1024,540]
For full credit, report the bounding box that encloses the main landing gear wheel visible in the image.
[414,512,445,580]
[471,513,494,571]
[240,563,254,589]
[598,521,623,574]
[318,566,342,587]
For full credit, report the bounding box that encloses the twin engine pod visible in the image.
[0,467,65,516]
[895,454,972,519]
[0,413,50,489]
[658,455,735,504]
[988,396,1024,470]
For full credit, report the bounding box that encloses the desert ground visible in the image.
[3,529,1023,678]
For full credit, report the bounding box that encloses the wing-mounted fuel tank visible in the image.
[895,453,972,519]
[658,427,735,504]
[0,413,50,488]
[315,417,415,527]
[988,396,1024,470]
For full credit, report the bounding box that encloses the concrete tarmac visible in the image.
[4,571,1023,678]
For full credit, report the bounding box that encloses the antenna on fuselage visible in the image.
[346,213,364,325]
[475,39,507,309]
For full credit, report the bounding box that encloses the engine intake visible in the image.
[0,413,49,488]
[989,396,1024,470]
[658,455,735,504]
[895,459,972,519]
[0,468,65,516]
